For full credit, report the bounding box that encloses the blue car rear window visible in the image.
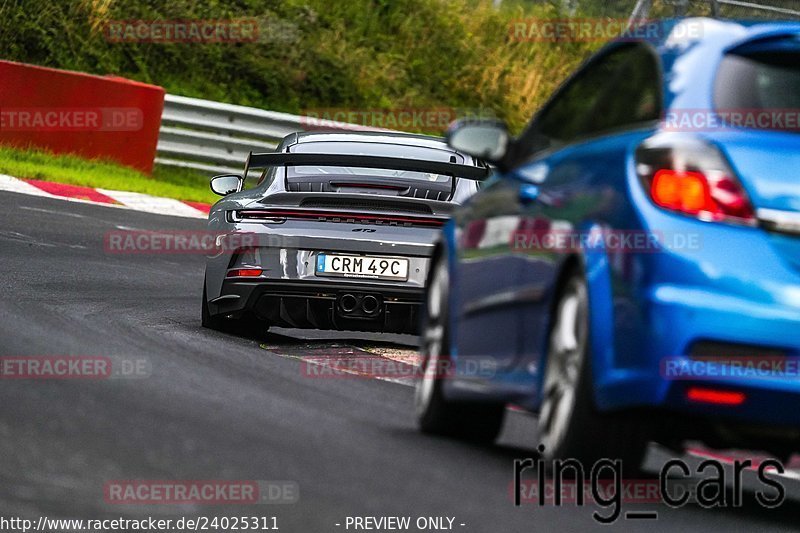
[714,37,800,132]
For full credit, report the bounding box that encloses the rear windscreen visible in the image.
[714,42,800,132]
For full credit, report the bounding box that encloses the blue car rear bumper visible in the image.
[595,215,800,428]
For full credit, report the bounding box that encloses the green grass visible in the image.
[0,146,217,204]
[0,0,599,133]
[0,0,604,198]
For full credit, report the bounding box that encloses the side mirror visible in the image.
[445,120,510,164]
[210,174,243,196]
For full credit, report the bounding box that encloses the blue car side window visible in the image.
[516,43,662,162]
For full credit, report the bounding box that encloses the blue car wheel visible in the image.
[415,256,505,442]
[538,268,648,471]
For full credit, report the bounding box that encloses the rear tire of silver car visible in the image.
[202,279,269,338]
[537,268,647,473]
[202,283,227,330]
[415,256,505,443]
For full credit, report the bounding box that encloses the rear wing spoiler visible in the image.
[242,152,491,182]
[725,28,800,56]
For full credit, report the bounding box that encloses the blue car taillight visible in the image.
[635,134,756,226]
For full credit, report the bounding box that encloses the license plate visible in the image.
[315,253,409,281]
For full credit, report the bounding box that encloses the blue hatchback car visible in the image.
[414,18,800,468]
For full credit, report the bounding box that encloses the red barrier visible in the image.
[0,60,164,173]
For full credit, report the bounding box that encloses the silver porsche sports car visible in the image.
[202,131,489,335]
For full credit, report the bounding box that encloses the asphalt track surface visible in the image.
[1,190,800,532]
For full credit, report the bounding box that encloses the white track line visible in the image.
[0,174,208,218]
[0,174,208,219]
[0,174,55,197]
[96,189,207,219]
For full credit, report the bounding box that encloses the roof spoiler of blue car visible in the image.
[242,152,491,182]
[724,28,800,56]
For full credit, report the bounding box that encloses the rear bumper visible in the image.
[593,179,800,428]
[210,279,424,334]
[597,281,800,426]
[204,222,435,334]
[579,275,800,453]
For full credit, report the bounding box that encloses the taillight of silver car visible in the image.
[229,209,446,227]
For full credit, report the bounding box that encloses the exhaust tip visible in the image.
[340,294,358,313]
[361,295,380,315]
